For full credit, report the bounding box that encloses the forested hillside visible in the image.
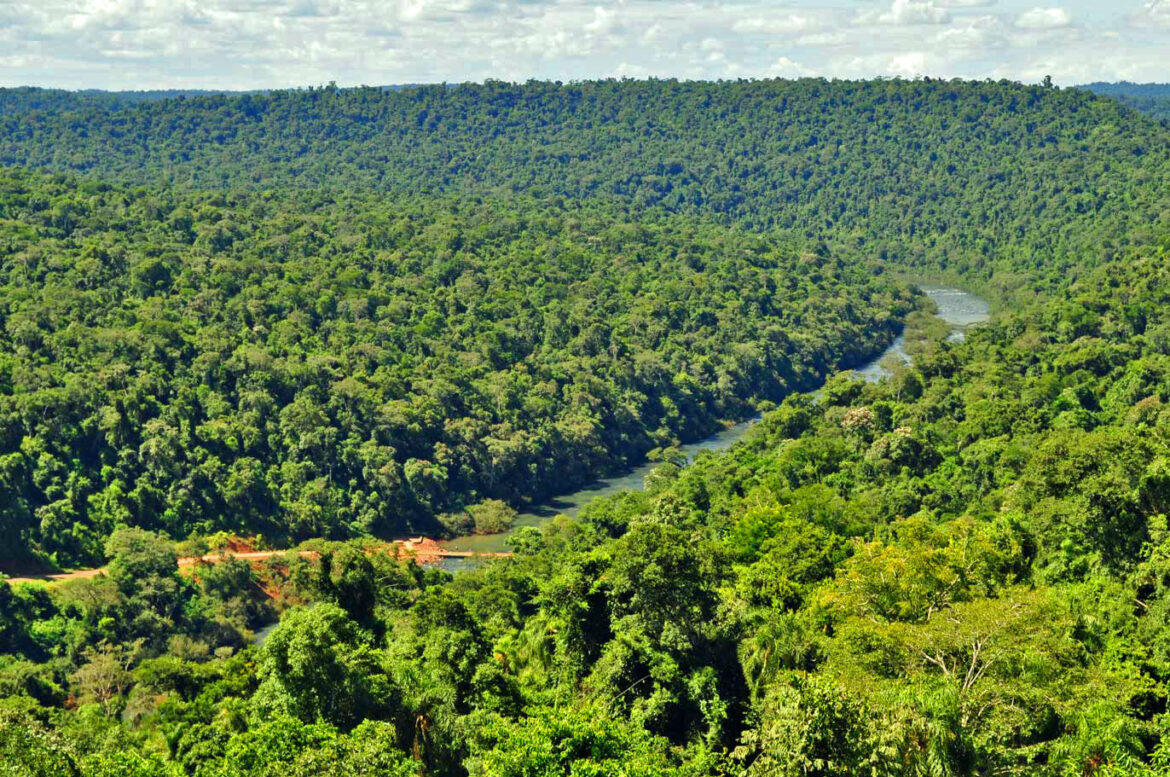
[1080,82,1170,121]
[0,167,912,566]
[3,80,1168,284]
[3,77,1170,776]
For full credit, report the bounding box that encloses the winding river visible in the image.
[26,287,986,641]
[440,286,989,559]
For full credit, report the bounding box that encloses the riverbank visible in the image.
[2,286,988,584]
[441,286,990,557]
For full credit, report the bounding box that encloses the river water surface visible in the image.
[440,286,989,558]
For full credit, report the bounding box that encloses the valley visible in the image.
[0,78,1168,776]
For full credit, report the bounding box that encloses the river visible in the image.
[439,286,989,560]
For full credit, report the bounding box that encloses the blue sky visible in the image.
[0,0,1167,89]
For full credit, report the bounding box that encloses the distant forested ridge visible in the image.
[1079,82,1170,121]
[3,79,1168,285]
[0,84,428,110]
[0,167,912,565]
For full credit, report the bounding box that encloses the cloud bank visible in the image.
[0,0,1165,89]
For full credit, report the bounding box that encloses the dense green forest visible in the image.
[0,167,912,566]
[2,78,1170,775]
[3,80,1168,285]
[1080,83,1170,122]
[4,235,1170,775]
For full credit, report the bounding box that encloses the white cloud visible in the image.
[766,56,814,77]
[611,61,652,78]
[1014,7,1072,29]
[856,0,951,26]
[398,0,425,21]
[794,31,847,47]
[585,6,616,34]
[732,14,812,36]
[286,0,343,18]
[1134,0,1170,27]
[933,15,1004,50]
[888,51,928,75]
[0,0,1164,90]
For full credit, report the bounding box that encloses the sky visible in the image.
[0,0,1167,90]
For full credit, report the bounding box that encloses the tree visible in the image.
[471,707,681,777]
[71,639,143,717]
[0,709,80,776]
[733,677,877,777]
[252,604,394,730]
[466,499,518,535]
[103,528,182,644]
[323,545,377,623]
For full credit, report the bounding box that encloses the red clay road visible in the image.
[2,540,510,586]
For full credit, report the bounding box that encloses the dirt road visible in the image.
[2,538,510,586]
